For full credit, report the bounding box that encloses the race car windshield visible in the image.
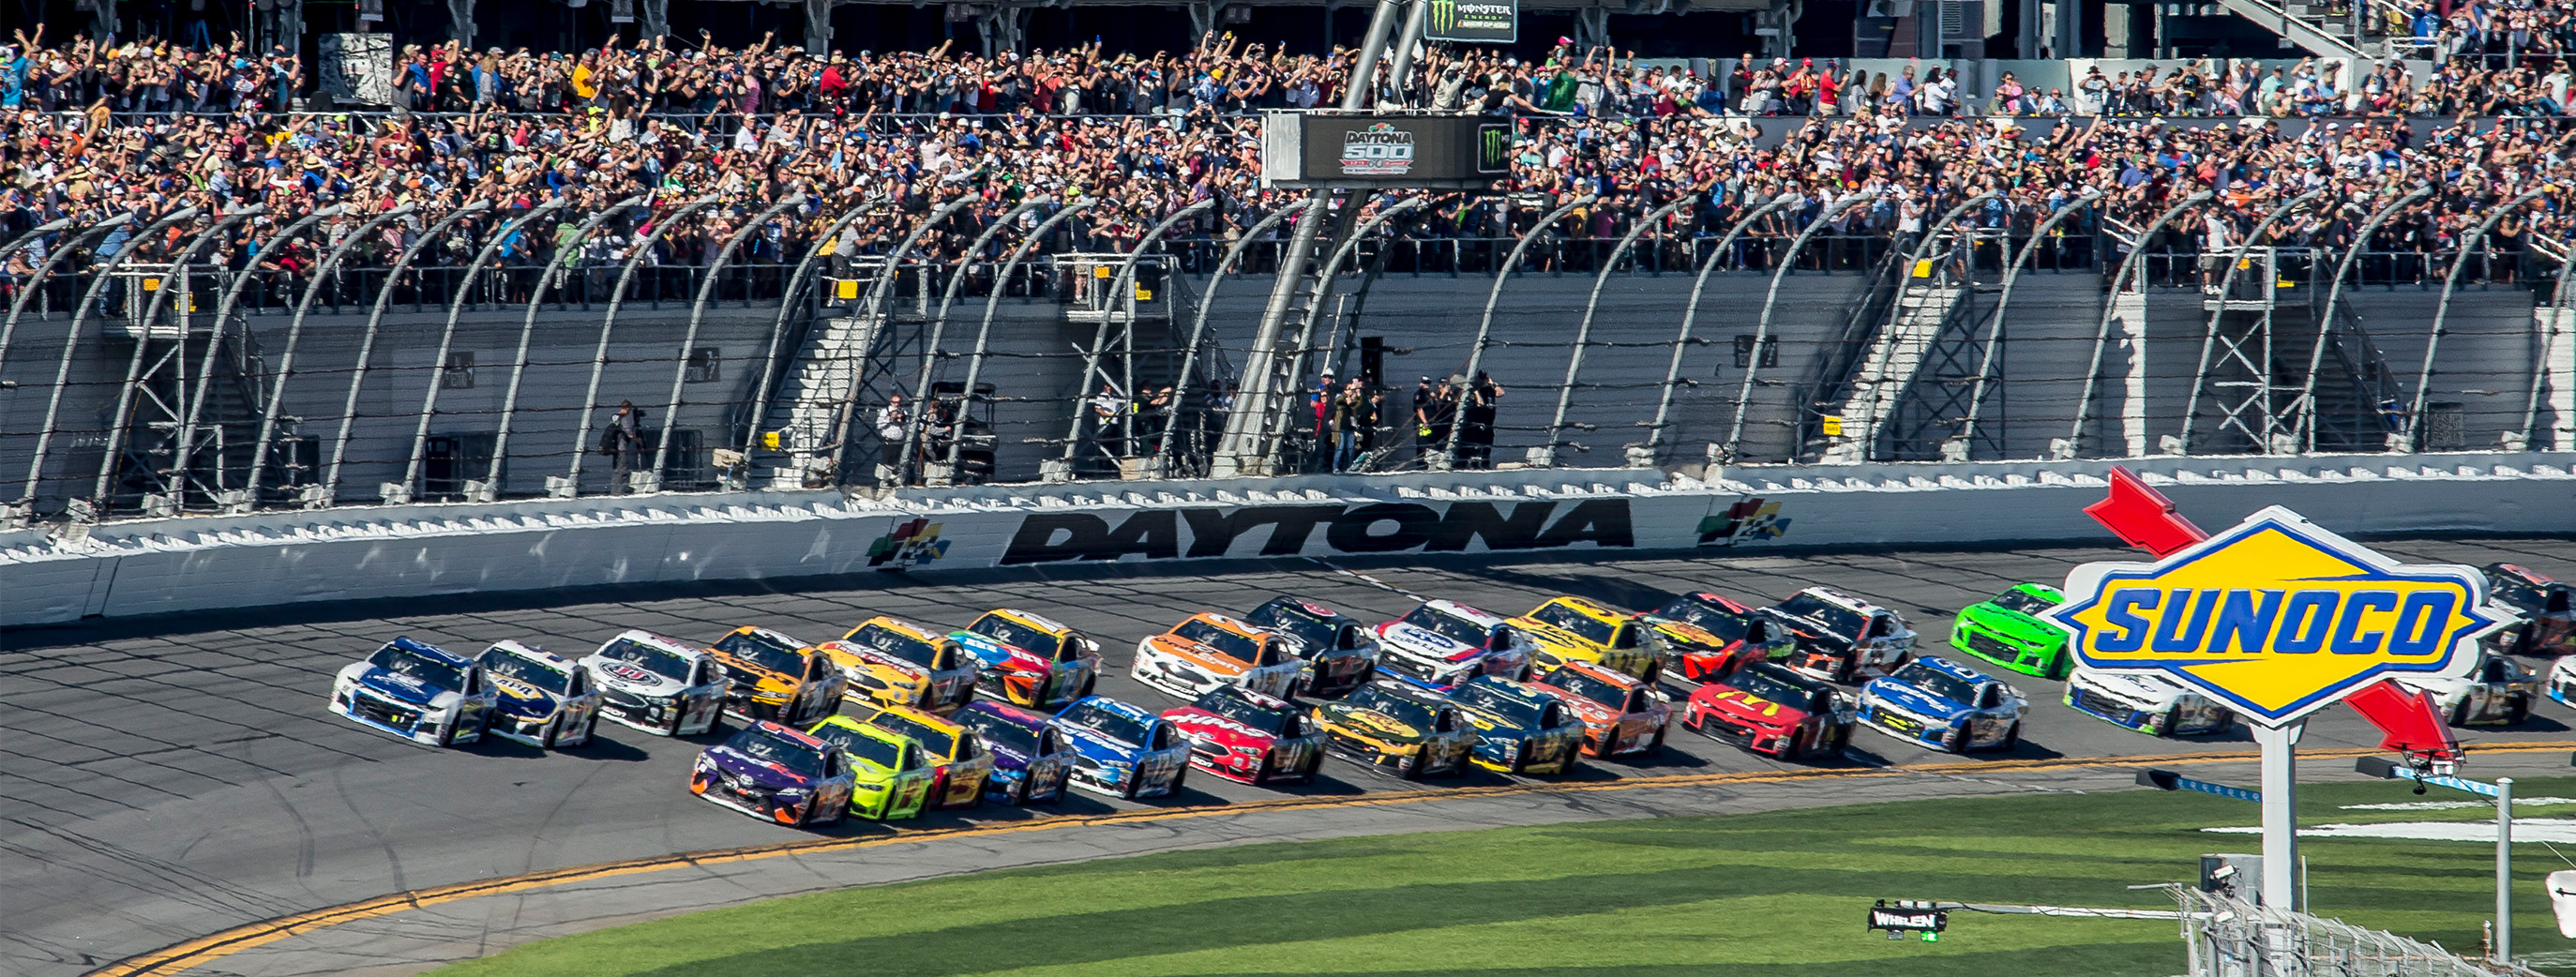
[726,729,826,779]
[967,614,1064,658]
[369,644,466,691]
[1528,604,1617,645]
[1400,606,1493,648]
[847,624,942,669]
[1548,669,1629,710]
[957,710,1040,756]
[2490,576,2547,612]
[713,629,807,676]
[1173,620,1262,662]
[1890,663,1979,705]
[1346,687,1439,729]
[870,714,957,759]
[1258,608,1336,652]
[810,724,906,770]
[1775,594,1866,638]
[1060,701,1152,745]
[1665,598,1755,642]
[1198,691,1285,731]
[1454,684,1545,727]
[1990,590,2057,615]
[595,639,697,681]
[479,651,570,695]
[1728,669,1819,711]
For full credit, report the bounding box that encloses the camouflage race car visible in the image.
[706,626,850,725]
[950,609,1101,710]
[803,715,940,820]
[1310,681,1477,778]
[1511,596,1662,681]
[1638,592,1793,686]
[1683,661,1854,761]
[954,701,1076,804]
[1243,596,1380,699]
[1161,684,1325,785]
[1447,676,1588,774]
[1765,588,1918,684]
[1528,659,1671,759]
[1949,583,2071,679]
[821,616,978,714]
[688,721,857,828]
[475,640,603,749]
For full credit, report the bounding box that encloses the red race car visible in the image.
[1160,684,1325,785]
[1637,592,1795,685]
[1684,661,1855,761]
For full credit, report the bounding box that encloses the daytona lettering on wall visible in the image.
[1001,500,1635,565]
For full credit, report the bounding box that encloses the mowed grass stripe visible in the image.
[430,777,2576,977]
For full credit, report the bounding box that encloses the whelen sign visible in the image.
[1263,113,1513,189]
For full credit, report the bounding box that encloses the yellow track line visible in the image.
[87,741,2576,977]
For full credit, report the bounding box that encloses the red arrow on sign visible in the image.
[2080,466,2463,762]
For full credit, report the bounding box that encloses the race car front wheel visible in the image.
[1252,755,1275,785]
[1998,722,2023,751]
[1644,726,1666,757]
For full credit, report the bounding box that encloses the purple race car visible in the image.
[688,721,860,828]
[954,700,1076,804]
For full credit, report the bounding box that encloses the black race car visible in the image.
[1244,596,1380,699]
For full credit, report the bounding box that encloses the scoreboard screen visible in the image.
[1261,113,1513,189]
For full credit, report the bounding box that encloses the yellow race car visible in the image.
[706,625,849,725]
[1510,596,1662,682]
[841,701,996,810]
[820,616,979,714]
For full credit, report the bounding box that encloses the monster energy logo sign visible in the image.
[1476,122,1512,174]
[1427,0,1516,42]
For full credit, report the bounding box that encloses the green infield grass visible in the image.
[431,775,2576,977]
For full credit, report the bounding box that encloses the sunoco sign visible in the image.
[1001,499,1633,564]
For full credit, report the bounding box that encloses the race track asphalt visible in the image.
[6,537,2572,977]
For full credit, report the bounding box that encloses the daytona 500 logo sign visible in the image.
[1002,500,1632,565]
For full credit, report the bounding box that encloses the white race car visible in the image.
[328,638,500,746]
[580,630,728,736]
[1371,600,1537,689]
[2063,668,2233,737]
[2412,652,2539,726]
[476,640,605,748]
[1130,612,1303,700]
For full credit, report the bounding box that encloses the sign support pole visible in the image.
[2254,719,2303,909]
[2499,775,2514,964]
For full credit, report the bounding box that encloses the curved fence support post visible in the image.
[1543,197,1693,467]
[735,196,890,461]
[942,200,1097,475]
[557,195,718,496]
[1643,193,1797,460]
[238,205,418,507]
[2529,248,2576,451]
[21,207,202,505]
[482,197,649,498]
[1154,199,1316,467]
[1056,199,1217,470]
[399,199,568,501]
[2065,190,2210,458]
[2176,187,2327,455]
[896,196,1054,483]
[0,217,77,370]
[320,202,490,503]
[1956,188,2102,457]
[638,194,806,492]
[824,195,985,481]
[2403,187,2548,453]
[1719,190,1882,462]
[2296,185,2432,454]
[1264,196,1424,472]
[1439,194,1597,468]
[88,208,264,504]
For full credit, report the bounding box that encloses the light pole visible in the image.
[2357,757,2514,965]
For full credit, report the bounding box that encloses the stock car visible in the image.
[2063,668,2234,737]
[1683,661,1855,761]
[1373,600,1536,689]
[1637,592,1794,685]
[328,638,501,746]
[1160,684,1325,784]
[580,630,729,737]
[954,701,1076,804]
[1131,612,1303,700]
[1310,681,1478,778]
[687,721,856,828]
[950,609,1101,710]
[1767,587,1920,684]
[1447,676,1588,774]
[1856,657,2027,753]
[822,617,979,714]
[2418,652,2540,725]
[1529,659,1671,759]
[1511,596,1663,681]
[1243,596,1380,698]
[2485,564,2576,656]
[803,716,940,820]
[475,640,603,749]
[1950,583,2072,679]
[705,626,850,725]
[1053,695,1194,799]
[844,703,995,809]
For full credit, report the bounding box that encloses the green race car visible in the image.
[1950,583,2070,679]
[804,715,940,820]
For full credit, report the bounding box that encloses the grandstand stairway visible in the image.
[1812,257,1961,463]
[746,261,893,490]
[93,271,291,518]
[2184,251,2400,456]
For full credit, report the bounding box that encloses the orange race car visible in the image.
[1129,612,1304,701]
[1529,659,1673,759]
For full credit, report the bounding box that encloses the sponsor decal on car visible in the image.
[597,661,656,684]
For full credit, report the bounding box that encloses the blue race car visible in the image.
[1855,656,2027,753]
[1446,675,1588,774]
[328,638,501,746]
[955,700,1077,804]
[1053,695,1192,800]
